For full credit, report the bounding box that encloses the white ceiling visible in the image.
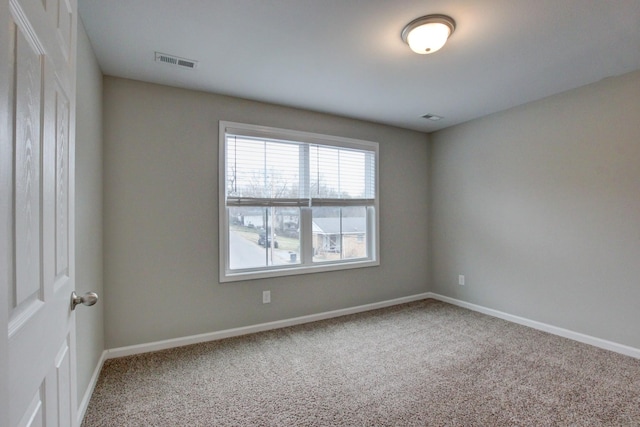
[78,0,640,132]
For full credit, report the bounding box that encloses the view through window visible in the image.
[219,122,379,281]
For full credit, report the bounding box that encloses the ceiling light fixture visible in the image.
[401,14,456,54]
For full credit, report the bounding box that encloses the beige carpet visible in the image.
[82,299,640,426]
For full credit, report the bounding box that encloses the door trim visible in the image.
[1,0,13,422]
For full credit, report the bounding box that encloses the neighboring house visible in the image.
[312,217,366,258]
[233,209,299,236]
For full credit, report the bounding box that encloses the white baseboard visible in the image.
[104,290,640,361]
[426,292,640,359]
[77,291,638,426]
[106,293,432,359]
[77,350,108,426]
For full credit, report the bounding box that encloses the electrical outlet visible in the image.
[263,290,271,304]
[458,275,465,286]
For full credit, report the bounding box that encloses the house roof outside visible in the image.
[313,217,366,235]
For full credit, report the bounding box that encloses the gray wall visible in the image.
[103,77,430,349]
[75,18,104,402]
[430,70,640,349]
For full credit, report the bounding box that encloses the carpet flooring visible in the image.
[82,299,640,426]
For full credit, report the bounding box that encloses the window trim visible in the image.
[219,121,380,283]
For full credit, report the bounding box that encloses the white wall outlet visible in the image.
[262,290,271,304]
[458,275,465,286]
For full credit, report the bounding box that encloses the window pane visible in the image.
[227,137,302,199]
[310,146,375,199]
[229,207,300,270]
[312,206,367,262]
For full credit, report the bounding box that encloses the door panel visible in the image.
[18,392,44,427]
[13,20,42,307]
[5,0,77,425]
[54,82,70,280]
[49,339,72,426]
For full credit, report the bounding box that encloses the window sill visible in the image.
[220,259,380,283]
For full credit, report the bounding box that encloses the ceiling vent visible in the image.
[155,52,198,69]
[422,113,443,121]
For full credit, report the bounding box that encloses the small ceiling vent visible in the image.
[421,113,443,121]
[155,52,198,69]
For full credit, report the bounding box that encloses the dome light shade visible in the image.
[401,15,456,54]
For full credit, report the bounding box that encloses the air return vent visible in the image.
[422,113,443,121]
[155,52,198,69]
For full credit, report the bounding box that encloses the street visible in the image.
[229,231,296,270]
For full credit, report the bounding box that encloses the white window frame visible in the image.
[219,121,380,282]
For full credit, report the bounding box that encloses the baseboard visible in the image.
[77,349,108,425]
[426,292,640,359]
[106,293,432,359]
[105,291,640,361]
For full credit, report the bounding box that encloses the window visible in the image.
[219,121,379,282]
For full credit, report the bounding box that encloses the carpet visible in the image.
[81,299,640,426]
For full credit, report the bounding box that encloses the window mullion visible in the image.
[299,143,313,264]
[299,144,309,199]
[339,208,344,259]
[367,206,376,259]
[300,207,313,264]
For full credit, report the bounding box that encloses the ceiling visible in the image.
[78,0,640,133]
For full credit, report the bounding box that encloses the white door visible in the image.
[1,0,79,425]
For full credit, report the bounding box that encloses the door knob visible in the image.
[71,291,99,310]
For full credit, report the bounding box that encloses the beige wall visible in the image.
[103,77,430,348]
[430,70,640,348]
[75,18,104,403]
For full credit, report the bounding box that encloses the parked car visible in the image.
[258,232,278,248]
